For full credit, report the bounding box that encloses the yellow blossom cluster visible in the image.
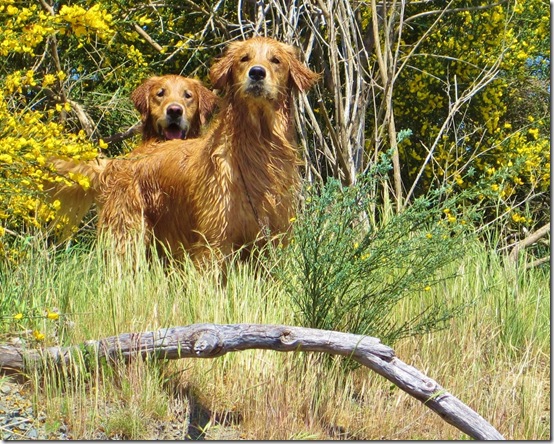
[0,3,54,56]
[0,90,99,235]
[57,4,114,39]
[0,2,114,57]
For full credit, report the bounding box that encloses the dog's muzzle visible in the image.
[245,65,269,97]
[158,104,189,140]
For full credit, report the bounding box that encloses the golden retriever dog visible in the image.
[131,75,217,143]
[98,37,319,263]
[46,75,217,239]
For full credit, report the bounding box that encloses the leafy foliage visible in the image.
[0,0,549,259]
[277,160,470,344]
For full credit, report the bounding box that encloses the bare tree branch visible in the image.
[134,23,163,52]
[509,223,550,262]
[0,323,504,440]
[98,122,142,145]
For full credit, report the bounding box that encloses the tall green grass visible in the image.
[0,216,549,439]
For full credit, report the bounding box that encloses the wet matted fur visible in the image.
[45,75,217,239]
[98,37,319,263]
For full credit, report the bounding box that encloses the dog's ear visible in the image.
[209,43,239,90]
[196,84,219,125]
[131,77,161,118]
[285,46,320,92]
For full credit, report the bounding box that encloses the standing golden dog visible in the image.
[99,37,319,262]
[46,75,217,238]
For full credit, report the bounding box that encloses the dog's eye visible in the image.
[156,89,165,97]
[270,56,280,64]
[184,91,193,99]
[240,54,250,63]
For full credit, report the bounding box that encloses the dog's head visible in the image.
[131,75,218,141]
[210,37,319,101]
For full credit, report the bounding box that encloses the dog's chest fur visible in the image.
[192,119,299,254]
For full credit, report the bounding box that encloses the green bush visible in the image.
[278,170,471,345]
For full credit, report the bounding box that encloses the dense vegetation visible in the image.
[0,0,549,440]
[0,0,549,251]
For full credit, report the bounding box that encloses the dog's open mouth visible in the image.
[161,124,187,140]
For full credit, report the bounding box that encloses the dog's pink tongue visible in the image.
[164,127,185,140]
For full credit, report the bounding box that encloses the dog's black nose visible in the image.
[248,66,266,81]
[167,105,183,118]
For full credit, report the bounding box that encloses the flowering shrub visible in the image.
[0,0,548,260]
[392,1,549,236]
[0,88,99,236]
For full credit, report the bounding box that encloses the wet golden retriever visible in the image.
[131,75,217,143]
[46,75,217,239]
[98,37,319,263]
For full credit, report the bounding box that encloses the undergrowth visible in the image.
[0,184,549,439]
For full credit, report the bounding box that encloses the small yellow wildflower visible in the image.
[77,176,90,190]
[289,217,296,223]
[42,74,56,87]
[0,154,13,164]
[426,233,433,239]
[46,309,60,321]
[33,330,45,341]
[512,213,527,224]
[13,313,23,320]
[98,139,108,150]
[424,285,431,291]
[528,128,539,140]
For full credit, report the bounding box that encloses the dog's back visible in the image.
[45,75,217,240]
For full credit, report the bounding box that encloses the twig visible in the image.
[133,23,163,52]
[98,122,142,145]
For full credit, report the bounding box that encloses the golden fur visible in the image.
[98,37,319,262]
[131,75,217,143]
[46,75,217,239]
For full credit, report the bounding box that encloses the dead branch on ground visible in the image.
[0,323,504,440]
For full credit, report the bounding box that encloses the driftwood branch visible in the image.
[509,222,550,262]
[0,323,504,440]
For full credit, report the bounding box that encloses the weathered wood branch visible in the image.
[525,255,550,270]
[0,323,504,440]
[509,222,550,262]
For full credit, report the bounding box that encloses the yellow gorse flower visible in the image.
[46,310,59,320]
